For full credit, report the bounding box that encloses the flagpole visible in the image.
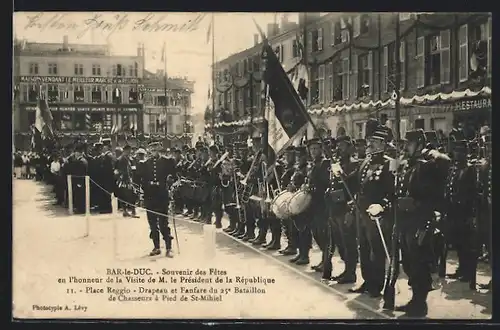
[163,42,168,144]
[211,13,216,139]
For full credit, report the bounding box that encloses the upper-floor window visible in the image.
[128,63,138,77]
[318,64,325,104]
[358,52,373,97]
[425,34,441,85]
[92,64,101,76]
[331,21,342,46]
[48,63,58,75]
[341,57,349,100]
[114,64,126,76]
[29,63,39,75]
[74,64,84,76]
[317,28,323,51]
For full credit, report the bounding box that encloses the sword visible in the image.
[371,215,391,263]
[169,200,180,254]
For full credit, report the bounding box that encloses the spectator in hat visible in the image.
[70,143,89,214]
[116,144,138,218]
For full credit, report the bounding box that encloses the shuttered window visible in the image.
[352,54,358,98]
[368,51,373,95]
[341,57,350,100]
[459,24,469,82]
[317,28,323,51]
[318,64,325,104]
[440,30,451,84]
[383,46,389,92]
[416,37,425,88]
[400,41,406,89]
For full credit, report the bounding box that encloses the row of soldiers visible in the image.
[170,121,491,318]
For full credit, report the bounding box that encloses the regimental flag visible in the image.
[206,16,213,44]
[34,92,54,141]
[261,40,310,172]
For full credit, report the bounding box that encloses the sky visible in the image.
[13,12,300,115]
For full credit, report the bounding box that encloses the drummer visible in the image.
[278,146,298,256]
[288,145,311,265]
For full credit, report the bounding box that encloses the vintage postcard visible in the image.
[12,12,492,320]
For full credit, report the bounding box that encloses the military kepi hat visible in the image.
[306,138,322,147]
[405,129,427,144]
[369,125,389,141]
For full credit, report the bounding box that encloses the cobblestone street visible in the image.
[13,179,492,320]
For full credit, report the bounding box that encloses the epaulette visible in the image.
[139,159,147,163]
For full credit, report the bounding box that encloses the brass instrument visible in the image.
[239,150,262,204]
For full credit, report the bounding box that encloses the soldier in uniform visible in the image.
[278,146,299,256]
[304,138,331,273]
[96,138,115,214]
[198,146,212,224]
[323,135,359,284]
[70,143,89,214]
[171,147,185,214]
[88,142,103,210]
[355,139,367,160]
[341,125,394,298]
[443,139,478,288]
[138,142,177,257]
[289,145,310,264]
[116,145,139,218]
[478,132,492,290]
[222,144,239,234]
[206,145,224,228]
[391,129,451,317]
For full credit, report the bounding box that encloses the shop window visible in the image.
[157,96,167,106]
[91,113,104,131]
[74,112,86,130]
[414,118,425,130]
[60,113,73,130]
[47,85,59,102]
[28,85,38,102]
[112,88,122,104]
[129,88,138,103]
[74,85,85,103]
[92,86,102,103]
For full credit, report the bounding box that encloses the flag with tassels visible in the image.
[252,20,311,178]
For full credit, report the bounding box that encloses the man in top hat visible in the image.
[115,144,139,218]
[197,145,212,224]
[138,141,177,257]
[442,138,479,288]
[288,144,310,264]
[389,129,450,316]
[323,135,358,284]
[340,124,394,298]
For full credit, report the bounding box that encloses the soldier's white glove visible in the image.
[331,163,343,177]
[114,169,119,175]
[389,158,400,172]
[367,204,384,218]
[434,211,441,222]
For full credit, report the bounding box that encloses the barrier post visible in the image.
[203,223,216,260]
[111,193,118,214]
[112,193,118,259]
[84,176,91,237]
[67,175,73,215]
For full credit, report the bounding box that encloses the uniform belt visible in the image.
[150,181,160,185]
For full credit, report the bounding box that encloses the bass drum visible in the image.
[288,189,312,217]
[271,191,294,220]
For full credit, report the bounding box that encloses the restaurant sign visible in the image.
[452,98,491,112]
[18,76,142,85]
[23,106,139,112]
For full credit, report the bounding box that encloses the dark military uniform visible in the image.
[289,146,312,265]
[70,144,89,214]
[323,136,359,283]
[115,145,138,217]
[138,142,177,256]
[347,126,394,297]
[97,140,115,213]
[88,142,103,209]
[207,145,224,228]
[222,145,239,234]
[278,146,299,255]
[305,139,331,272]
[393,130,451,317]
[443,139,478,287]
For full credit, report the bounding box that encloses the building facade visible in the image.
[141,72,194,147]
[208,12,491,142]
[13,35,144,148]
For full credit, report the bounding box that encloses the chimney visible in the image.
[253,34,259,46]
[62,35,69,51]
[266,23,275,38]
